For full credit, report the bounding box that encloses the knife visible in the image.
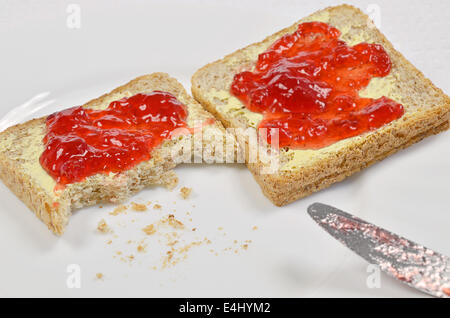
[307,202,450,298]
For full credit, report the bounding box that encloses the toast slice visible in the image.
[191,4,450,206]
[0,73,227,235]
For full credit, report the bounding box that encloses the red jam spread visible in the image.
[231,22,404,149]
[40,91,188,185]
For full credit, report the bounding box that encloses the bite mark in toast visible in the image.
[0,73,226,234]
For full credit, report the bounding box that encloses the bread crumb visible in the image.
[143,224,156,235]
[252,226,258,230]
[162,241,203,268]
[165,214,184,229]
[242,244,248,250]
[96,273,103,280]
[137,245,145,252]
[165,251,173,263]
[131,202,147,212]
[97,219,110,233]
[179,187,192,199]
[99,203,209,269]
[165,174,179,190]
[110,205,127,216]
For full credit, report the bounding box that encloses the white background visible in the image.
[0,0,449,297]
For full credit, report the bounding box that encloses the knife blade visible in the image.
[307,202,450,298]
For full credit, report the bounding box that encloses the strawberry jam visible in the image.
[40,91,188,185]
[231,22,404,149]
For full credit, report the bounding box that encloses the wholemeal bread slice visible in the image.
[191,4,450,206]
[0,73,228,235]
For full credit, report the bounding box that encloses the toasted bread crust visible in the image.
[0,117,71,234]
[255,120,450,206]
[0,73,225,235]
[191,4,450,206]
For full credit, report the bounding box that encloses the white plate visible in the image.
[0,0,449,297]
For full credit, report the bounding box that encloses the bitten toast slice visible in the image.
[0,73,226,234]
[191,4,450,206]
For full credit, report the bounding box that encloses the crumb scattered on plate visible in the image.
[131,202,147,212]
[179,187,192,199]
[97,219,110,233]
[137,243,147,253]
[142,224,156,235]
[164,214,184,230]
[100,200,254,270]
[109,204,128,216]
